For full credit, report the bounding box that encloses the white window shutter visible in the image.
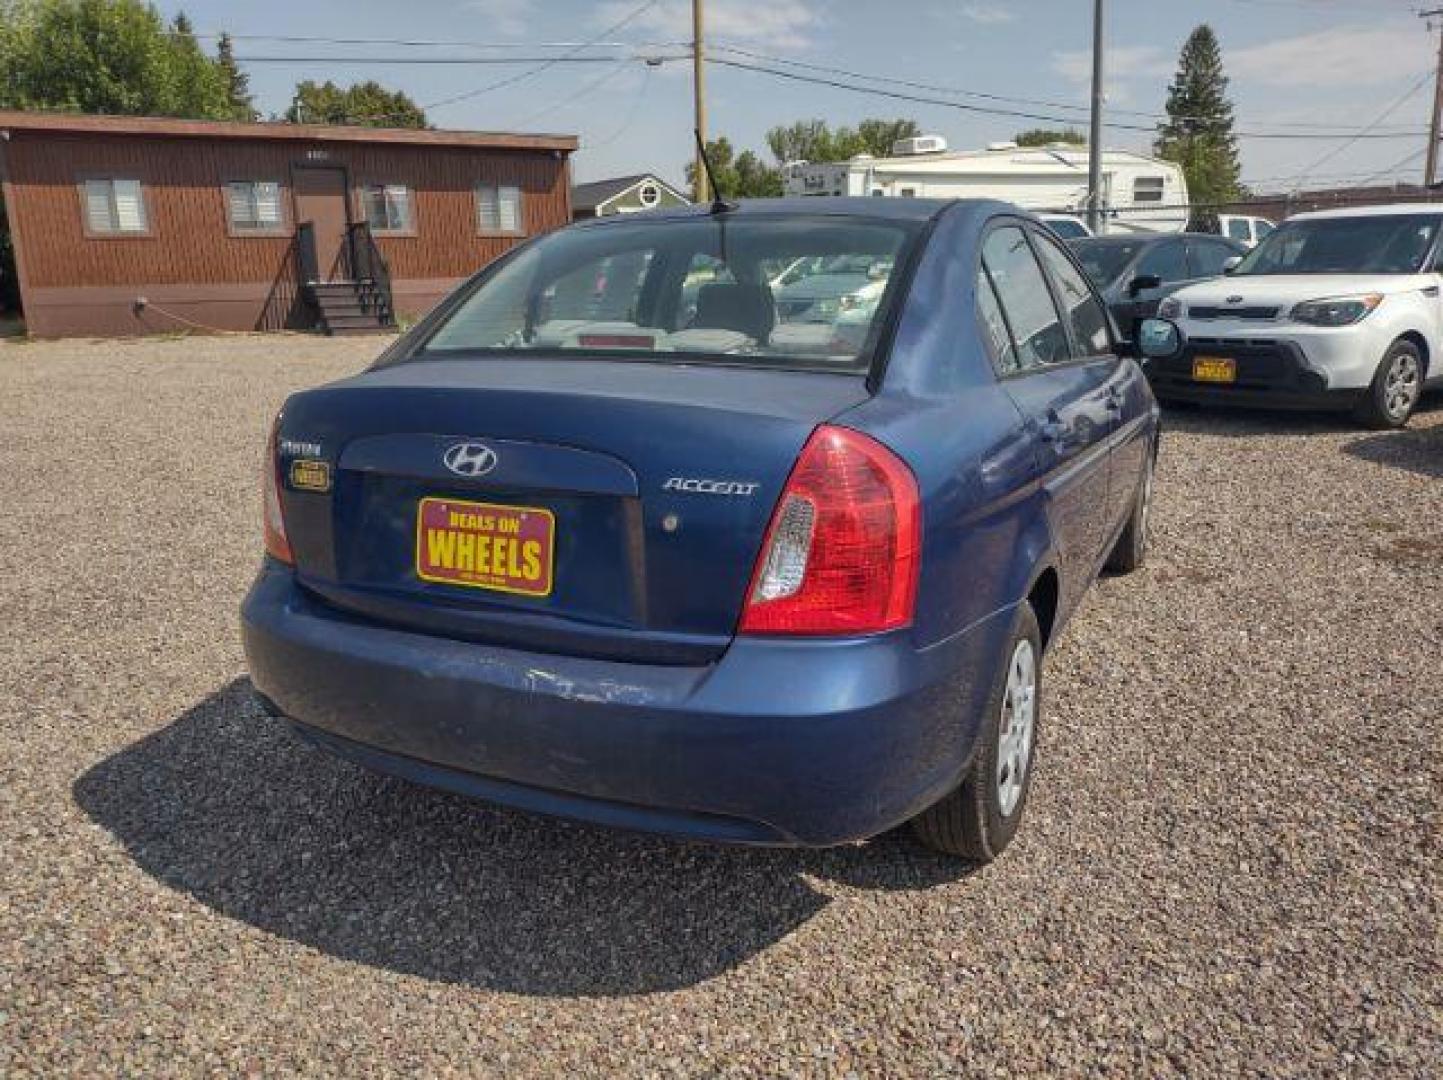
[254,182,282,226]
[385,185,411,230]
[84,180,114,232]
[113,180,145,232]
[499,185,521,232]
[227,182,252,227]
[477,184,499,231]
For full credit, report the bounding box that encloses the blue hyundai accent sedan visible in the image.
[243,197,1163,861]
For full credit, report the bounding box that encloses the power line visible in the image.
[1355,146,1429,187]
[1281,70,1433,189]
[703,55,1430,140]
[414,0,662,116]
[706,41,1429,134]
[516,60,634,127]
[201,33,687,50]
[586,64,656,152]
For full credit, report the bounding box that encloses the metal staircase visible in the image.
[297,222,395,335]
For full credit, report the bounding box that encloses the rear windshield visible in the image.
[1233,214,1441,276]
[1070,239,1143,288]
[416,214,920,371]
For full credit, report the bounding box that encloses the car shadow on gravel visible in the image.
[1342,420,1443,479]
[74,678,972,996]
[1157,393,1443,439]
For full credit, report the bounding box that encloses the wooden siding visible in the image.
[4,131,570,292]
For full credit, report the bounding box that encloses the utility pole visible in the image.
[1422,9,1443,186]
[1086,0,1105,233]
[692,0,709,203]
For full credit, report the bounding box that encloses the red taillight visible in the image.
[262,414,293,564]
[740,425,921,636]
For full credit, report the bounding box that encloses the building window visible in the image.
[82,178,148,234]
[226,181,285,231]
[1134,176,1166,203]
[477,183,523,233]
[362,184,414,233]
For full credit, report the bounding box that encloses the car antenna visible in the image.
[694,129,737,214]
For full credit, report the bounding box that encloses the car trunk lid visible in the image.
[275,357,872,664]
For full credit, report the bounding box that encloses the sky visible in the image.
[154,0,1438,192]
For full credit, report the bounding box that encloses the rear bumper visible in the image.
[1147,339,1360,411]
[241,563,1009,846]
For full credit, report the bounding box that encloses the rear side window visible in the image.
[980,226,1069,370]
[975,268,1018,373]
[1226,218,1251,242]
[1190,240,1237,277]
[1135,240,1188,284]
[1032,232,1111,356]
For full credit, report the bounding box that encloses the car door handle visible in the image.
[1106,386,1125,412]
[1038,412,1071,444]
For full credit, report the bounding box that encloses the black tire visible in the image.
[1106,447,1154,574]
[910,602,1043,862]
[1354,339,1424,430]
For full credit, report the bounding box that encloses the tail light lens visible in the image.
[262,415,293,564]
[740,425,921,635]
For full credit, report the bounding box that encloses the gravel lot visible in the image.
[0,333,1438,1076]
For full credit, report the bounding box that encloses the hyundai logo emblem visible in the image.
[1225,295,1244,304]
[443,442,498,477]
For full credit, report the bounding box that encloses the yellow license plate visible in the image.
[1192,356,1237,383]
[415,496,555,597]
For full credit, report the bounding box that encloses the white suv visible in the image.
[1152,204,1443,428]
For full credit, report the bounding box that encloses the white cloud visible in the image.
[1052,45,1171,106]
[594,0,821,51]
[462,0,535,38]
[1229,25,1431,88]
[1052,45,1171,85]
[960,4,1015,25]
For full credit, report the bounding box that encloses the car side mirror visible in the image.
[1222,256,1242,275]
[1137,318,1182,360]
[1127,274,1162,298]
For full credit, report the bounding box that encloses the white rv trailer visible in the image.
[782,137,1189,235]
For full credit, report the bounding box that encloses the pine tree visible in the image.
[216,32,257,121]
[1154,25,1242,229]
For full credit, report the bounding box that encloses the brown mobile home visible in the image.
[0,111,576,338]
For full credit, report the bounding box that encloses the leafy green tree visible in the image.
[285,79,429,129]
[1014,128,1085,148]
[684,137,782,198]
[1154,24,1242,226]
[215,31,256,121]
[765,118,920,163]
[0,0,234,118]
[852,118,922,157]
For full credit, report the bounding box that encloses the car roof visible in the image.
[1071,232,1233,246]
[569,195,1009,228]
[1288,203,1443,222]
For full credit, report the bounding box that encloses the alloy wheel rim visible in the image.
[996,638,1037,818]
[1384,355,1420,419]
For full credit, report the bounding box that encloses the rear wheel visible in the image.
[1106,448,1154,574]
[910,603,1042,862]
[1355,340,1423,430]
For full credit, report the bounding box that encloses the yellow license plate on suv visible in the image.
[1192,356,1237,383]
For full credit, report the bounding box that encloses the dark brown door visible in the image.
[293,167,350,281]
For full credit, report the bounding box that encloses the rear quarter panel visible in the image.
[844,203,1057,653]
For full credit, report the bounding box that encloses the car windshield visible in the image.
[418,214,919,371]
[1069,239,1143,288]
[1232,214,1441,276]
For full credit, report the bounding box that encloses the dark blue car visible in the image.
[243,197,1162,861]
